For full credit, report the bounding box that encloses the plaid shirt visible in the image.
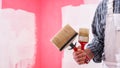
[87,0,120,63]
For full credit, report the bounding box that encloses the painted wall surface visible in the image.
[0,0,1,9]
[2,0,63,68]
[1,0,101,68]
[0,9,36,68]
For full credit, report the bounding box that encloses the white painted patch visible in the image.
[0,9,36,68]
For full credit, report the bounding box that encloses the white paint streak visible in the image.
[0,9,36,68]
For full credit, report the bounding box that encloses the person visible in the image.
[73,0,120,67]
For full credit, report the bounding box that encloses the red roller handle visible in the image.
[79,42,90,64]
[73,47,78,51]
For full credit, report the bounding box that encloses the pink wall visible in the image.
[37,0,84,68]
[1,0,96,68]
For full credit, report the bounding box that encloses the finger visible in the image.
[76,49,84,54]
[73,50,83,56]
[76,52,86,58]
[77,46,81,49]
[73,51,86,61]
[75,56,86,62]
[78,61,85,65]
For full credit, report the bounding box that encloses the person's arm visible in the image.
[86,1,106,63]
[84,48,94,60]
[73,1,106,64]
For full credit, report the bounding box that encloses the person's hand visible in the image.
[73,46,87,65]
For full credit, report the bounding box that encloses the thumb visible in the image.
[77,46,81,49]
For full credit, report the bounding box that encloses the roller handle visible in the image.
[73,46,78,51]
[80,42,90,64]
